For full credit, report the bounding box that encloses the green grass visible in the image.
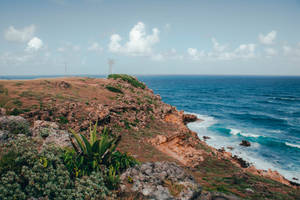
[105,85,123,94]
[107,74,146,89]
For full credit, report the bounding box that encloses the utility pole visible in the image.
[108,59,114,75]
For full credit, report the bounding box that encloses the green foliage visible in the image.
[14,82,24,86]
[108,74,146,89]
[64,123,138,188]
[0,135,109,200]
[64,124,122,177]
[12,99,23,107]
[58,116,69,124]
[109,151,139,173]
[106,85,123,94]
[105,166,120,190]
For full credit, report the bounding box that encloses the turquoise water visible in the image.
[1,75,300,182]
[139,75,300,183]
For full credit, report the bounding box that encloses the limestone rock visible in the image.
[32,120,71,148]
[120,161,201,200]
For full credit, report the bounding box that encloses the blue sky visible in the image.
[0,0,300,75]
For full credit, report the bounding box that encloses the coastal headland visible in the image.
[0,75,299,199]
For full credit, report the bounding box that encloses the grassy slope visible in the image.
[0,77,299,200]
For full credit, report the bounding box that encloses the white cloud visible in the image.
[282,44,300,58]
[187,41,256,61]
[152,48,183,61]
[264,48,277,56]
[234,44,256,58]
[259,30,277,45]
[108,22,160,56]
[4,25,36,43]
[283,45,292,55]
[25,37,43,51]
[187,48,206,60]
[87,42,103,52]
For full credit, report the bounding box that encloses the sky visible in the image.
[0,0,300,75]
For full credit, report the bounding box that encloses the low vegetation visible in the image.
[0,121,138,199]
[105,85,124,94]
[108,74,146,89]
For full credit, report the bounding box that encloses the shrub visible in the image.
[0,116,31,136]
[0,135,110,200]
[108,74,146,89]
[105,85,123,94]
[58,116,69,124]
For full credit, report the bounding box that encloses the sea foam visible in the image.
[285,142,300,149]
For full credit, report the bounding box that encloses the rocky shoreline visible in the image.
[0,75,299,199]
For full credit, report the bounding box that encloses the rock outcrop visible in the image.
[240,140,251,147]
[120,162,201,200]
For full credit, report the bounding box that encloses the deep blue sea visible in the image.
[1,75,300,182]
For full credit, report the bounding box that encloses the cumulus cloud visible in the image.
[187,41,256,61]
[152,48,183,61]
[259,30,277,45]
[4,25,36,43]
[25,37,43,51]
[87,42,103,52]
[282,44,300,58]
[187,48,205,60]
[108,22,160,56]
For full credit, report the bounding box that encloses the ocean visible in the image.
[1,75,300,183]
[139,75,300,183]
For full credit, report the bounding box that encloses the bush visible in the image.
[0,116,31,136]
[108,74,146,89]
[106,85,123,94]
[0,135,110,200]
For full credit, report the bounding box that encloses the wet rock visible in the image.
[120,161,201,200]
[183,114,198,124]
[232,155,250,168]
[203,136,211,140]
[240,140,251,147]
[227,146,234,150]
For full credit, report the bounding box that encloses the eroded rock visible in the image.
[120,161,201,200]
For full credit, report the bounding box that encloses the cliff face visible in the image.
[0,76,299,199]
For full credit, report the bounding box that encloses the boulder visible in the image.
[32,120,71,148]
[240,140,251,147]
[182,114,198,125]
[203,136,211,140]
[120,161,201,200]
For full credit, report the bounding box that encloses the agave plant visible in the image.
[65,123,121,177]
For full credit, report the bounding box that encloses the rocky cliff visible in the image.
[0,75,299,200]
